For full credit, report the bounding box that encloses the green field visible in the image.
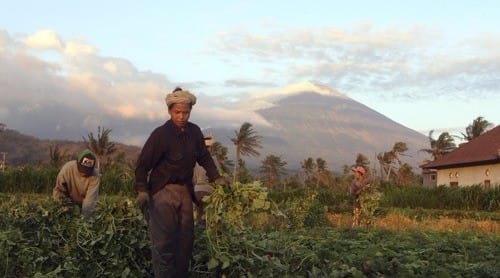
[1,191,499,277]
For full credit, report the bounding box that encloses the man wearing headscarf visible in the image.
[135,87,226,277]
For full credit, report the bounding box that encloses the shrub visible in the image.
[380,183,499,211]
[0,165,135,196]
[0,166,57,193]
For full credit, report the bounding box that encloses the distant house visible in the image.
[421,125,500,187]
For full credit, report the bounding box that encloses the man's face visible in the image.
[168,103,192,129]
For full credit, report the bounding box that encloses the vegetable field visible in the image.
[1,184,499,277]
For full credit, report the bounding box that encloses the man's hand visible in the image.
[136,191,149,210]
[214,177,228,187]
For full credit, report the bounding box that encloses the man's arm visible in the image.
[53,164,70,200]
[135,128,163,192]
[82,178,100,216]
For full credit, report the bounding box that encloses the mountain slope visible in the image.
[0,82,430,172]
[213,89,429,171]
[0,128,141,167]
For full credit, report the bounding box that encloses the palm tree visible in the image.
[301,157,316,185]
[377,142,409,181]
[419,130,456,161]
[389,142,408,166]
[377,152,392,180]
[230,122,262,183]
[83,126,116,172]
[396,163,415,185]
[461,116,493,141]
[259,155,287,189]
[355,153,370,172]
[211,141,233,175]
[301,157,332,188]
[315,158,329,188]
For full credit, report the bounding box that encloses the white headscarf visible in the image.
[165,89,197,107]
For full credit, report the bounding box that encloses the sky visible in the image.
[0,0,499,145]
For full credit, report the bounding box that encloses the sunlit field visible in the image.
[1,178,499,277]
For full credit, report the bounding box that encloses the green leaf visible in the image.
[221,258,230,269]
[121,267,130,278]
[253,199,265,209]
[207,258,219,270]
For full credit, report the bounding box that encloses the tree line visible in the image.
[0,116,495,189]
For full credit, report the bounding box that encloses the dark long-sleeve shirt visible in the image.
[135,120,220,195]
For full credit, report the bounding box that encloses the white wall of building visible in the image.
[436,163,500,186]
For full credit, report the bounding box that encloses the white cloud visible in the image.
[0,29,15,53]
[214,24,435,61]
[212,23,500,100]
[103,61,118,74]
[1,25,498,145]
[25,29,63,50]
[248,81,348,103]
[64,40,97,57]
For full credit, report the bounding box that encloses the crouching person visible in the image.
[52,149,100,216]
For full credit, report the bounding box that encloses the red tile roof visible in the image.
[421,125,500,169]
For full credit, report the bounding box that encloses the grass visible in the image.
[326,212,500,233]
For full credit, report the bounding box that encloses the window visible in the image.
[431,175,436,181]
[450,182,458,187]
[484,180,491,189]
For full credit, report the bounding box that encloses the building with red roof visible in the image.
[421,125,500,187]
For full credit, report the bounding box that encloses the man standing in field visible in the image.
[135,87,226,277]
[52,148,100,216]
[350,165,368,227]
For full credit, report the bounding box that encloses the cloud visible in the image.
[0,29,15,52]
[1,30,171,143]
[25,29,64,50]
[224,79,276,88]
[2,25,498,147]
[212,23,500,100]
[0,29,280,145]
[64,40,97,57]
[214,23,435,61]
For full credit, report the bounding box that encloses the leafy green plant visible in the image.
[2,193,499,277]
[202,181,284,274]
[359,183,383,227]
[0,195,151,277]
